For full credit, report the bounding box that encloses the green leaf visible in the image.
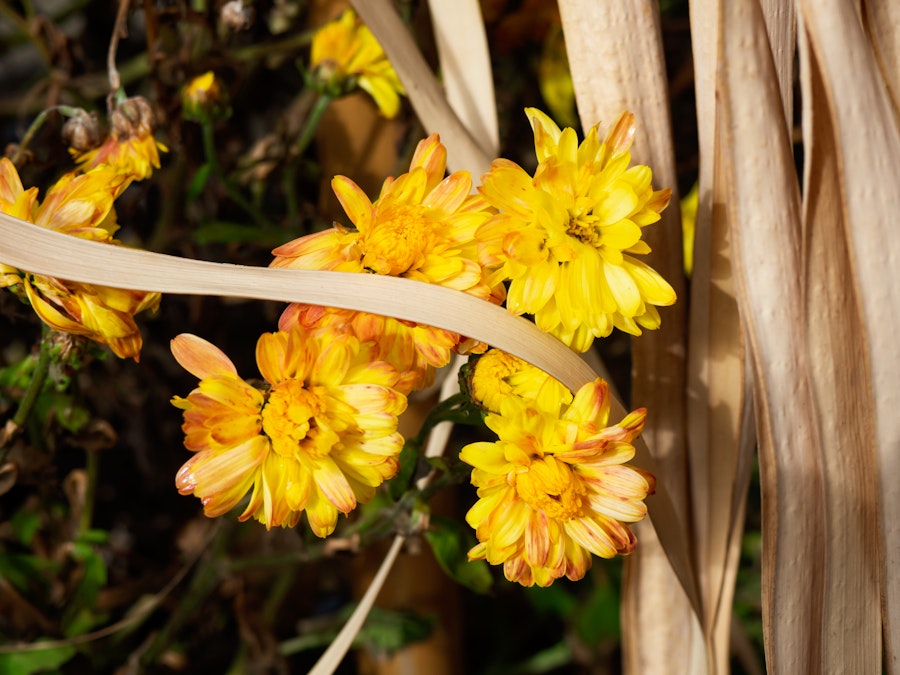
[11,509,42,546]
[573,577,620,645]
[0,354,37,389]
[0,553,58,593]
[424,515,492,594]
[62,543,108,636]
[54,399,90,434]
[77,529,110,546]
[187,163,212,201]
[32,392,89,434]
[356,606,434,654]
[192,221,287,246]
[0,642,77,675]
[278,605,433,657]
[388,443,425,501]
[525,582,577,618]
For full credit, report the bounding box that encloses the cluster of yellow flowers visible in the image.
[171,108,670,586]
[0,97,165,360]
[309,8,405,118]
[0,8,672,587]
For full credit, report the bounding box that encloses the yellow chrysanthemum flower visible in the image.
[0,159,160,360]
[680,182,698,278]
[466,348,572,414]
[310,8,405,118]
[278,304,456,394]
[170,326,408,536]
[460,377,654,587]
[271,133,503,390]
[182,71,230,122]
[73,97,166,186]
[477,108,676,352]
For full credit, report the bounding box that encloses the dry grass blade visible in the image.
[426,0,498,156]
[864,0,900,118]
[308,535,406,675]
[758,0,796,126]
[718,0,826,671]
[688,1,757,671]
[797,23,882,673]
[557,1,701,670]
[0,213,593,392]
[796,1,900,670]
[350,0,492,177]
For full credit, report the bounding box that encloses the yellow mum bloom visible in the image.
[680,182,698,277]
[311,8,405,118]
[271,133,503,389]
[477,108,676,352]
[466,348,572,414]
[0,159,160,360]
[182,71,230,122]
[170,326,408,536]
[278,304,456,394]
[460,378,653,587]
[73,97,166,186]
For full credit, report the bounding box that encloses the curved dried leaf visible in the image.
[797,1,900,669]
[719,0,827,672]
[350,0,492,177]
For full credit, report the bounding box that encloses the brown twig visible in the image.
[107,0,132,106]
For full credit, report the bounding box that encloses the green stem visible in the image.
[407,393,481,451]
[284,93,331,226]
[11,105,82,165]
[294,94,332,158]
[12,332,52,429]
[200,121,274,229]
[79,447,99,534]
[1,330,52,464]
[262,568,296,623]
[232,29,315,63]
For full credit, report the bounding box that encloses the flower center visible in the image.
[565,212,601,246]
[516,459,588,522]
[261,379,324,457]
[362,203,433,276]
[470,351,526,410]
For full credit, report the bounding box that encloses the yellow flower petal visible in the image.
[172,334,238,379]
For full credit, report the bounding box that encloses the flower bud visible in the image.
[182,71,231,122]
[62,109,102,152]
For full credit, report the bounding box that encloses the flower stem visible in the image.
[0,329,52,464]
[294,93,332,158]
[11,105,83,165]
[79,447,100,534]
[284,92,332,226]
[12,331,52,429]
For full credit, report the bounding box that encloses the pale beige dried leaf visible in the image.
[718,0,826,671]
[309,535,406,675]
[350,0,492,177]
[0,213,592,391]
[758,0,796,126]
[796,1,900,670]
[798,23,882,673]
[864,0,900,119]
[688,2,757,672]
[620,530,708,674]
[558,2,700,669]
[427,0,498,156]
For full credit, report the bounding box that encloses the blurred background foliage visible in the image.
[0,0,763,673]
